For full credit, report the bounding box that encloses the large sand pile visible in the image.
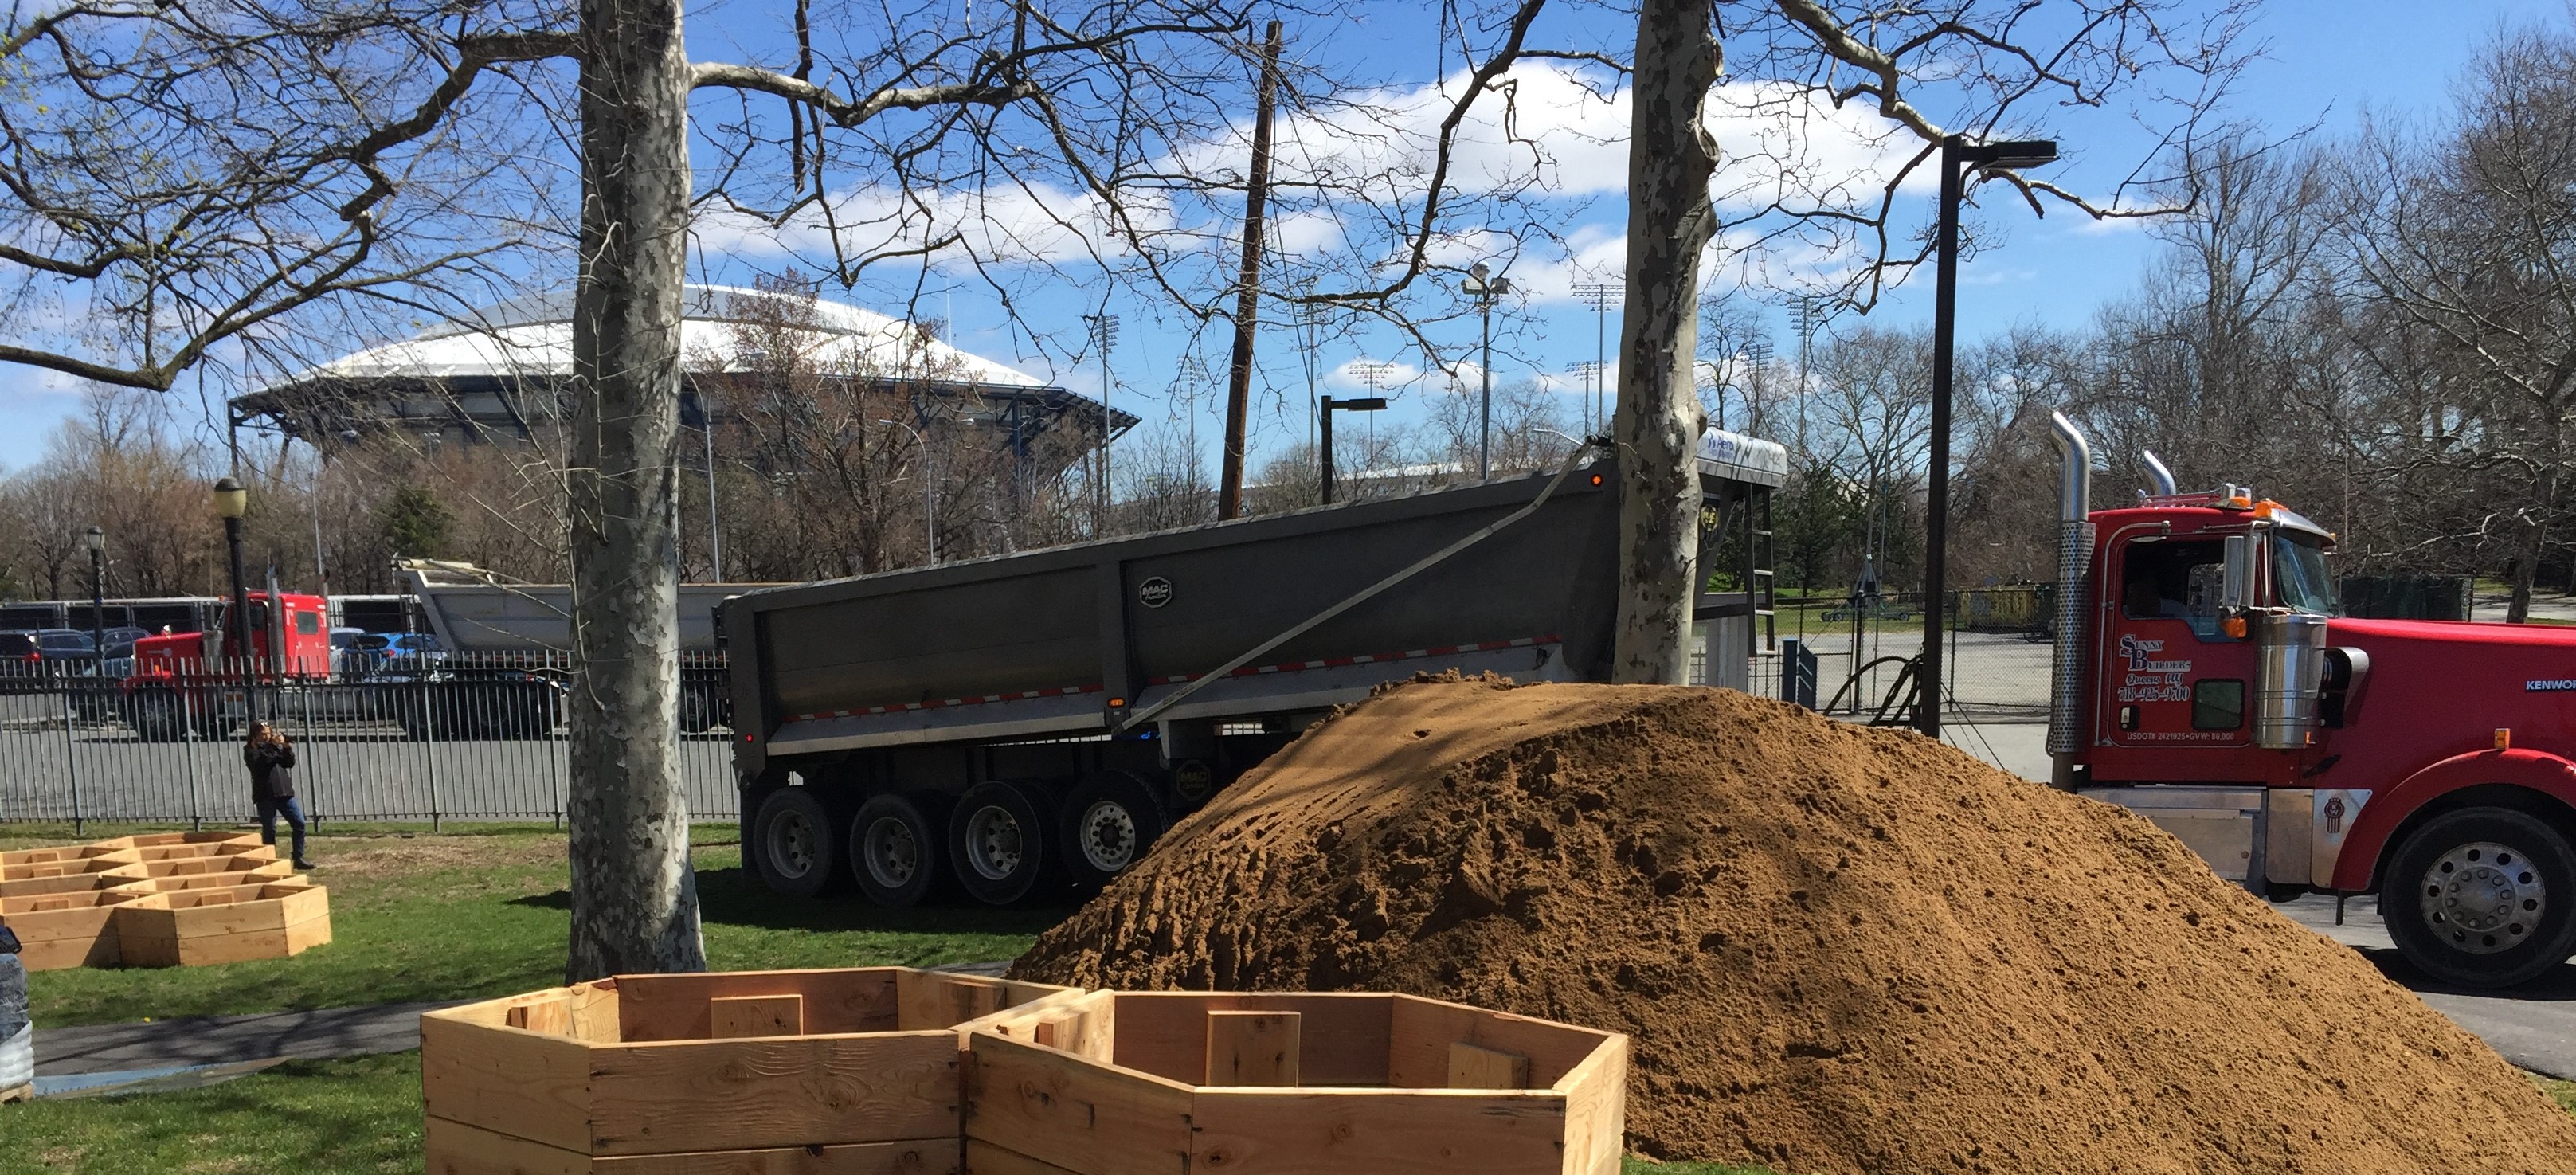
[1013,675,2576,1174]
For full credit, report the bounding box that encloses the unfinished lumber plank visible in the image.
[1447,1041,1531,1089]
[1204,1011,1300,1087]
[1188,1088,1568,1175]
[965,1031,1193,1175]
[1385,994,1615,1090]
[586,1031,959,1153]
[509,995,574,1036]
[962,1139,1085,1175]
[616,969,900,1040]
[427,1117,960,1175]
[1552,1034,1629,1175]
[1107,994,1390,1086]
[710,994,805,1039]
[421,1011,597,1152]
[0,1083,31,1105]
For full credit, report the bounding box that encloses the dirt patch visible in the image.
[310,835,566,884]
[1014,675,2576,1174]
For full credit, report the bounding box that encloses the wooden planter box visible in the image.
[130,859,295,893]
[114,878,331,967]
[423,968,1077,1175]
[0,884,152,970]
[965,993,1627,1175]
[1,842,135,869]
[0,858,145,897]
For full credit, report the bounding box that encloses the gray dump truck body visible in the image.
[399,561,771,652]
[722,434,1783,907]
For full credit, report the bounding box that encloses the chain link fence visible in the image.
[0,652,740,828]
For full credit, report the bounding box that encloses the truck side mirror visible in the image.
[2221,534,2253,613]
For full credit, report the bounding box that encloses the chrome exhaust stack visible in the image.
[2141,449,2177,498]
[2047,412,2096,789]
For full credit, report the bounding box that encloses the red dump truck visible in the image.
[119,589,334,740]
[2042,411,2576,988]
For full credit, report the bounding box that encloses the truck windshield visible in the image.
[2273,532,2338,616]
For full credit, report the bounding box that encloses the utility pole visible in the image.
[1218,19,1284,521]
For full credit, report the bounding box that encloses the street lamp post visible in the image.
[1317,395,1388,504]
[879,419,937,564]
[1919,135,2057,740]
[1462,264,1512,479]
[83,527,104,664]
[212,477,254,720]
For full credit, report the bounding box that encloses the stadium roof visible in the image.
[263,284,1048,390]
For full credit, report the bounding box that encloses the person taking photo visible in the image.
[242,721,313,869]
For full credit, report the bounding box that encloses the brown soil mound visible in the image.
[1012,676,2576,1175]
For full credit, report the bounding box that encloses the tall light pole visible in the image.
[84,526,105,662]
[1462,264,1511,479]
[1317,394,1387,504]
[1084,312,1120,519]
[879,418,937,565]
[1575,283,1620,434]
[212,476,252,676]
[1919,135,2057,740]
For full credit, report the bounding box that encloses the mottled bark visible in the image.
[565,0,706,981]
[1611,0,1718,684]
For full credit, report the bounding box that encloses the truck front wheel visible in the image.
[2383,807,2576,989]
[850,793,942,908]
[949,781,1054,905]
[751,789,843,899]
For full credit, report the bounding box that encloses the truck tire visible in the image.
[752,789,843,899]
[1059,772,1170,891]
[949,780,1054,905]
[2382,807,2576,989]
[849,793,942,908]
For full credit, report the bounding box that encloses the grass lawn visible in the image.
[2,821,1068,1027]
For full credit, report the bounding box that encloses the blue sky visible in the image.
[0,0,2551,474]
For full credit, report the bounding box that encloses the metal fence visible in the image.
[0,652,740,828]
[1736,586,2057,724]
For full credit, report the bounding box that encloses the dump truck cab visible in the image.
[2049,413,2576,989]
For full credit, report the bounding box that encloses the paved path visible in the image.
[29,958,1015,1085]
[2273,894,2576,1079]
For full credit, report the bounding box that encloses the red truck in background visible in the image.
[120,589,333,742]
[2046,412,2576,989]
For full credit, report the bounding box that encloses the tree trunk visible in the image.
[2508,521,2545,624]
[1611,0,1719,684]
[565,0,706,981]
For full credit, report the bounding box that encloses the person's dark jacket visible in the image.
[245,739,296,801]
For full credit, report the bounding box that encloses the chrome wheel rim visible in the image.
[863,815,919,889]
[768,810,817,879]
[2421,840,2546,954]
[964,805,1024,881]
[1076,799,1138,873]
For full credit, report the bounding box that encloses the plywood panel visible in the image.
[1204,1012,1300,1087]
[587,1031,959,1153]
[1188,1089,1569,1175]
[965,1032,1192,1175]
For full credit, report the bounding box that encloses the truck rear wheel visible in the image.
[752,789,843,899]
[850,793,941,908]
[2383,807,2576,989]
[1059,772,1170,890]
[949,781,1054,905]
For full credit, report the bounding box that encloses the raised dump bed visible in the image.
[0,885,151,970]
[965,992,1628,1175]
[114,877,331,967]
[422,967,1075,1175]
